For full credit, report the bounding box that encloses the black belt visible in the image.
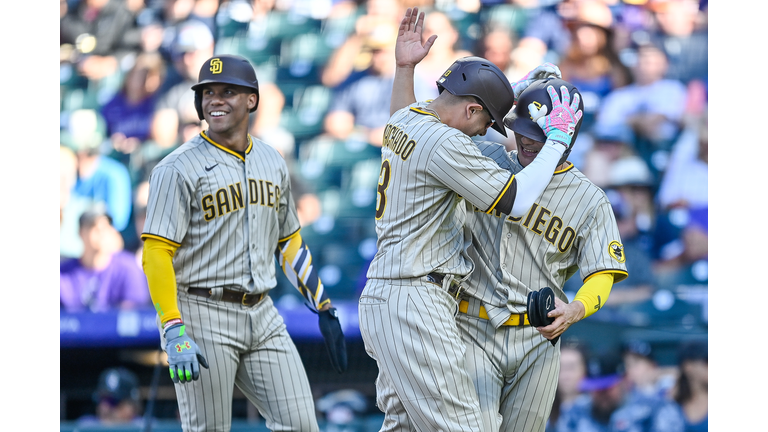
[426,272,464,298]
[426,272,445,285]
[188,288,266,306]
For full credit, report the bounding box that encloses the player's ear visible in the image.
[467,101,482,119]
[248,94,259,111]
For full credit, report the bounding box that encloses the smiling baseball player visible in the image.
[141,54,345,432]
[358,8,579,431]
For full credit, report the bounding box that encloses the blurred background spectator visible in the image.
[592,41,688,175]
[59,0,707,426]
[60,205,150,313]
[671,340,708,432]
[646,0,708,85]
[557,0,632,133]
[411,9,474,101]
[77,367,145,427]
[621,339,676,399]
[60,109,133,258]
[101,51,167,168]
[553,350,685,432]
[547,339,590,432]
[60,0,142,82]
[323,20,398,147]
[153,19,214,146]
[316,389,370,430]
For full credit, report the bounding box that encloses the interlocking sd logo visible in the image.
[210,58,223,74]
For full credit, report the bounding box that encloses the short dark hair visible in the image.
[79,205,113,229]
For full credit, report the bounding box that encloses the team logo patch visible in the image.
[528,101,547,122]
[608,241,625,263]
[210,58,223,74]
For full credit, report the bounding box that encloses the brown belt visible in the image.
[188,287,266,306]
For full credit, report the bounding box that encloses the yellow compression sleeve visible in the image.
[573,273,614,319]
[276,230,330,312]
[142,237,181,324]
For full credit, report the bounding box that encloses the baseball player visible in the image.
[357,8,583,431]
[140,54,344,432]
[459,78,629,432]
[390,11,627,432]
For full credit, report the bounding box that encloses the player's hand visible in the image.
[395,7,437,68]
[535,297,585,342]
[164,324,209,384]
[533,85,583,148]
[510,62,562,100]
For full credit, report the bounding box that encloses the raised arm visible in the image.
[390,7,437,115]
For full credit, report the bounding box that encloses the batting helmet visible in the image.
[509,77,584,165]
[436,56,515,137]
[191,55,260,121]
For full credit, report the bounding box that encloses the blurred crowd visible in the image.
[71,336,707,431]
[59,0,707,339]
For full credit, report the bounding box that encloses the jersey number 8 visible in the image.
[375,160,391,220]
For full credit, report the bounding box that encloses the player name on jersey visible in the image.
[381,124,417,160]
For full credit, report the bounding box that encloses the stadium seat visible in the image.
[279,85,332,142]
[479,3,530,34]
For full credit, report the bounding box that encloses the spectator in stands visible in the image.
[412,9,473,102]
[61,145,79,228]
[622,339,676,399]
[323,21,398,147]
[558,0,632,132]
[477,27,518,149]
[554,350,685,432]
[592,42,688,161]
[479,27,516,79]
[248,79,294,160]
[653,109,707,286]
[516,0,572,65]
[320,0,404,89]
[60,205,150,313]
[101,52,167,160]
[60,0,143,81]
[148,0,213,76]
[131,180,151,267]
[656,109,707,212]
[316,389,369,428]
[61,143,97,260]
[547,339,590,432]
[598,157,657,310]
[580,122,636,188]
[653,205,707,290]
[647,0,708,85]
[77,367,145,427]
[153,19,214,147]
[671,340,708,432]
[64,109,134,239]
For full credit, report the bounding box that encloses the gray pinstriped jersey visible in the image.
[465,141,628,327]
[142,132,299,294]
[366,102,516,280]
